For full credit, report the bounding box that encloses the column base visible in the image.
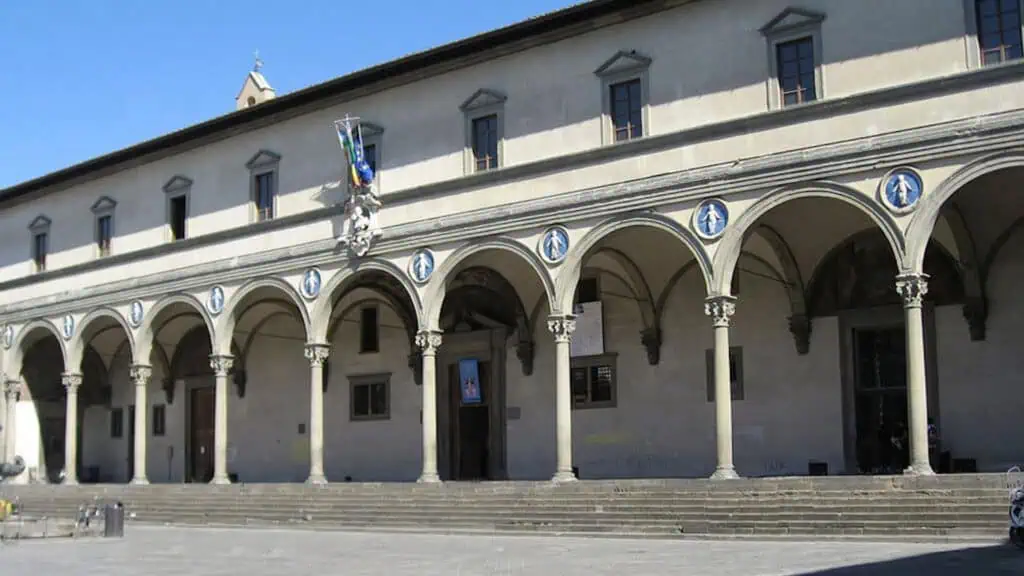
[417,472,441,484]
[210,475,232,485]
[709,466,740,480]
[551,470,578,483]
[61,478,79,486]
[306,474,327,486]
[129,477,149,486]
[903,462,936,476]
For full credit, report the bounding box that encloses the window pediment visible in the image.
[163,175,193,194]
[90,195,117,215]
[28,214,51,232]
[245,149,281,170]
[459,88,507,112]
[594,50,652,77]
[760,6,826,36]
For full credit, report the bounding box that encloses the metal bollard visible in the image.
[103,502,125,538]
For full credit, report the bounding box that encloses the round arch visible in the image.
[136,293,216,366]
[69,306,136,369]
[422,237,556,331]
[312,258,423,343]
[218,276,312,353]
[6,319,67,379]
[713,181,906,295]
[556,213,712,313]
[907,149,1024,270]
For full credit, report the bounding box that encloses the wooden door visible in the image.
[189,387,215,483]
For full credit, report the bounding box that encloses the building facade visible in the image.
[1,0,1023,485]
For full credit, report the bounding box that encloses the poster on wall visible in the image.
[459,358,482,405]
[571,301,605,357]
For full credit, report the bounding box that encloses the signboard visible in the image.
[571,301,605,357]
[458,358,482,405]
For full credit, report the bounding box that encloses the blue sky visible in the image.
[0,0,577,189]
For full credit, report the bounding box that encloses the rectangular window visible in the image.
[471,114,499,172]
[977,0,1023,65]
[776,37,817,106]
[570,355,616,409]
[706,346,745,402]
[362,143,377,174]
[152,404,166,436]
[351,380,389,421]
[169,195,187,241]
[609,79,643,142]
[96,214,112,256]
[110,407,124,438]
[359,306,379,354]
[32,232,47,272]
[254,171,275,221]
[575,277,600,304]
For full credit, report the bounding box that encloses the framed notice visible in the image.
[458,358,482,405]
[571,301,605,357]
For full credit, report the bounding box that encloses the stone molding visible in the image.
[2,105,1024,322]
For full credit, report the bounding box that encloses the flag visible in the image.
[335,118,375,189]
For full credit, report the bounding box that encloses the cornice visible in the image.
[1,106,1023,322]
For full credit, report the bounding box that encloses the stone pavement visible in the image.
[1,526,1022,575]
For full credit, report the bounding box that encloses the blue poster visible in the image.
[458,358,482,405]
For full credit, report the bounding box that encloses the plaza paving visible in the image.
[1,526,1022,575]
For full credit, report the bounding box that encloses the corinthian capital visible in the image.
[209,355,234,376]
[704,296,737,328]
[547,315,576,343]
[414,331,443,356]
[896,273,929,309]
[304,344,330,366]
[61,372,83,392]
[130,365,153,386]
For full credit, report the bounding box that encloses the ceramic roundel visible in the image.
[693,198,729,240]
[410,249,435,284]
[206,285,226,316]
[539,226,570,264]
[301,267,322,300]
[879,167,923,214]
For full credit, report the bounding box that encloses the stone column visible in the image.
[61,372,83,485]
[129,365,152,484]
[705,296,739,480]
[548,315,577,483]
[0,375,6,463]
[3,379,18,464]
[208,355,234,485]
[415,330,442,483]
[896,273,935,476]
[304,344,329,485]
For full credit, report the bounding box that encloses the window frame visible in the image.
[705,345,745,402]
[110,406,124,438]
[90,196,116,258]
[28,214,51,274]
[349,372,391,422]
[964,0,1024,68]
[359,304,380,354]
[570,352,617,410]
[163,175,192,242]
[460,88,507,175]
[595,50,652,146]
[152,404,166,437]
[245,150,281,223]
[760,8,826,110]
[574,274,602,305]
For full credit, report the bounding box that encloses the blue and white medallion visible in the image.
[2,324,13,350]
[539,226,570,265]
[693,198,729,241]
[409,249,435,285]
[128,300,144,329]
[301,267,322,300]
[880,168,923,214]
[61,314,75,341]
[206,285,226,316]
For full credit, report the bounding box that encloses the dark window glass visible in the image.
[170,195,187,240]
[571,362,615,408]
[110,407,124,438]
[977,0,1023,65]
[32,232,47,271]
[152,405,166,436]
[352,381,388,419]
[609,79,643,142]
[575,277,600,304]
[255,172,275,220]
[363,143,377,174]
[776,37,817,106]
[96,214,112,256]
[359,307,379,353]
[471,114,499,171]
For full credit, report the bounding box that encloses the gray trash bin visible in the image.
[103,502,125,538]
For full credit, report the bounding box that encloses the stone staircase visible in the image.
[0,474,1011,542]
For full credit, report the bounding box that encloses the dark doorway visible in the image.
[448,361,491,480]
[126,405,136,481]
[852,326,909,474]
[188,386,215,483]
